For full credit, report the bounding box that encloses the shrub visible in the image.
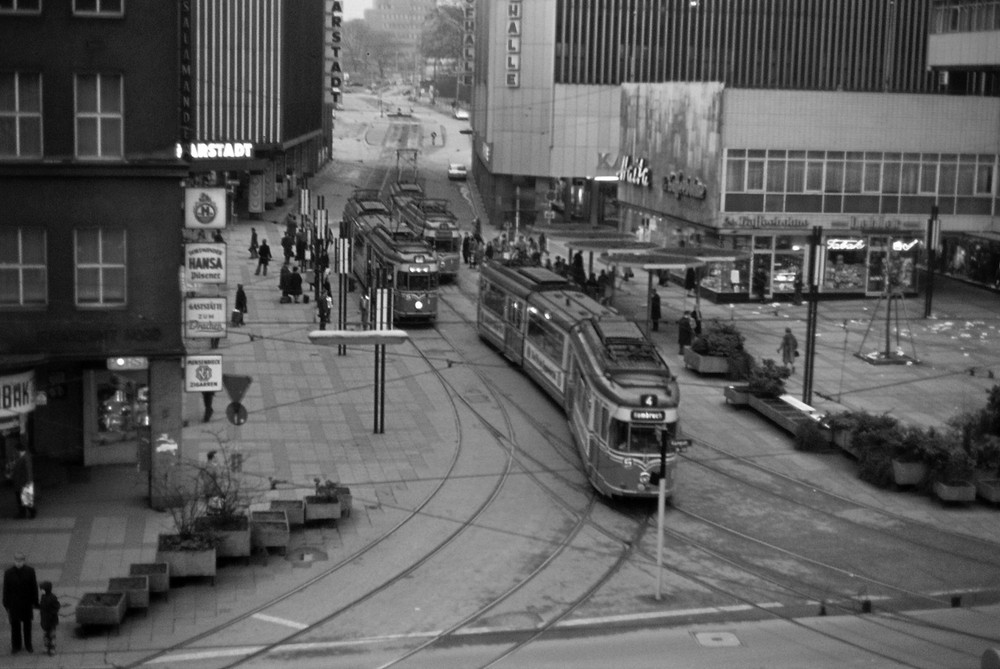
[691,321,744,357]
[844,412,902,488]
[925,431,975,484]
[893,425,935,463]
[747,358,789,398]
[794,420,832,453]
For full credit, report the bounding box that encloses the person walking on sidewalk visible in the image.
[233,284,247,326]
[202,391,215,423]
[249,228,259,259]
[3,551,38,654]
[255,239,272,275]
[37,581,60,656]
[678,311,694,354]
[778,327,799,374]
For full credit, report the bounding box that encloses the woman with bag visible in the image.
[778,327,799,374]
[10,443,34,519]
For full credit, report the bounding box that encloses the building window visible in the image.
[0,0,41,13]
[75,228,126,306]
[0,72,42,157]
[73,0,122,16]
[75,73,123,158]
[0,227,47,307]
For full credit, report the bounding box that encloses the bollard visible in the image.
[982,648,1000,669]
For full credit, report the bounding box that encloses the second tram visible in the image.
[394,198,462,280]
[344,191,440,325]
[477,261,682,499]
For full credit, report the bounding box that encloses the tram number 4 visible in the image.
[640,394,657,407]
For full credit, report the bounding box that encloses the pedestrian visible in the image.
[685,267,697,296]
[279,262,291,299]
[650,291,661,332]
[287,266,303,303]
[249,228,259,259]
[232,284,247,326]
[461,233,471,265]
[778,327,799,374]
[678,311,694,354]
[202,391,215,423]
[212,229,224,243]
[3,551,38,654]
[255,239,272,275]
[793,272,804,305]
[7,443,34,519]
[37,581,60,657]
[691,308,703,336]
[538,231,547,254]
[295,228,308,266]
[281,232,294,264]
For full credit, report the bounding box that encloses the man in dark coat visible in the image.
[678,311,694,355]
[9,444,33,519]
[287,267,303,303]
[3,551,38,654]
[255,240,272,275]
[650,291,661,331]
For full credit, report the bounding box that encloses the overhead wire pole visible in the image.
[802,226,823,406]
[336,219,351,356]
[924,204,939,318]
[372,267,392,434]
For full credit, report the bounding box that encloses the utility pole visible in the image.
[802,226,823,406]
[924,205,939,318]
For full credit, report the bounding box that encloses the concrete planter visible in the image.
[304,495,341,523]
[269,499,305,526]
[76,592,126,630]
[156,535,217,584]
[130,563,169,598]
[747,395,804,434]
[107,575,150,612]
[891,459,927,487]
[932,480,976,504]
[833,430,861,459]
[975,478,1000,504]
[195,516,252,561]
[684,349,730,375]
[724,385,751,406]
[251,510,290,553]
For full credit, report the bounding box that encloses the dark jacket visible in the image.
[10,450,32,490]
[258,242,272,263]
[678,316,694,346]
[650,293,661,321]
[287,271,303,297]
[39,592,60,630]
[3,564,39,617]
[235,287,248,314]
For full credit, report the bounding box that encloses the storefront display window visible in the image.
[824,238,867,292]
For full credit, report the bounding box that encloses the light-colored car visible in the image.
[453,108,469,120]
[447,163,467,181]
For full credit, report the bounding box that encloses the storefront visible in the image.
[939,231,1000,288]
[1,368,36,472]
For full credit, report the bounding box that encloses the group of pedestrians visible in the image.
[3,552,60,656]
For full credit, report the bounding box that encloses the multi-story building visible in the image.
[469,0,999,300]
[0,0,326,505]
[364,0,437,83]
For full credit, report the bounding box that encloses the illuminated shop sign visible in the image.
[723,215,810,229]
[461,0,475,87]
[505,0,521,87]
[0,370,35,417]
[184,188,227,229]
[827,238,866,251]
[618,156,651,188]
[326,0,343,105]
[892,239,920,252]
[178,142,254,159]
[631,410,666,422]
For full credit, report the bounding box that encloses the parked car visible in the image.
[447,163,467,181]
[453,108,469,120]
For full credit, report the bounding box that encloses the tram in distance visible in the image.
[343,190,440,324]
[394,197,461,280]
[477,261,683,499]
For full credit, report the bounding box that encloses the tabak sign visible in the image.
[185,297,227,339]
[185,243,227,284]
[184,187,227,229]
[1,370,35,417]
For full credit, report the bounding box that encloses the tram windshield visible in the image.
[398,271,438,291]
[431,238,460,254]
[610,419,666,455]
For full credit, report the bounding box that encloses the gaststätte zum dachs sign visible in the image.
[184,297,227,339]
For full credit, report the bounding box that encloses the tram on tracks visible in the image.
[477,261,682,499]
[343,190,439,324]
[394,198,461,280]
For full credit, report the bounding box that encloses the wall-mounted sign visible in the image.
[461,0,475,87]
[663,171,708,201]
[827,238,866,251]
[0,370,35,417]
[184,187,227,229]
[107,357,149,371]
[618,156,651,188]
[185,355,223,392]
[184,297,227,339]
[326,0,343,105]
[505,0,522,87]
[175,142,254,160]
[722,215,810,229]
[892,239,921,252]
[185,242,227,283]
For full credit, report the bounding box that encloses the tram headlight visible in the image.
[638,471,651,485]
[415,300,423,310]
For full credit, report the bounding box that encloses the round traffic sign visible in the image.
[226,402,248,426]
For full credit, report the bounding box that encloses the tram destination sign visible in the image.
[631,409,666,422]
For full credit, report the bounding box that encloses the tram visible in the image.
[477,261,682,499]
[394,198,461,280]
[343,191,439,324]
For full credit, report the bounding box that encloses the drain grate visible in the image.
[693,631,741,647]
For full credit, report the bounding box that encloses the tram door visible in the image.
[504,297,525,364]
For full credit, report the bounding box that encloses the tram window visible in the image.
[526,310,565,361]
[402,272,436,291]
[507,299,524,328]
[482,283,504,316]
[610,419,662,455]
[600,406,609,441]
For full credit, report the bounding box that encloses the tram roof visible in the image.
[482,261,580,296]
[584,319,670,373]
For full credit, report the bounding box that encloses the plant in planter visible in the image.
[305,477,342,524]
[973,436,1000,503]
[747,358,790,399]
[794,419,834,453]
[686,321,744,374]
[926,433,976,503]
[192,447,260,562]
[890,425,933,487]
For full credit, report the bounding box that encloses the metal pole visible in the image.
[654,432,667,600]
[923,205,938,319]
[802,226,822,406]
[373,270,382,434]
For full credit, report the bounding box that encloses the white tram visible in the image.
[478,261,682,499]
[394,198,462,280]
[344,191,439,324]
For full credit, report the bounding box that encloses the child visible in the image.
[38,581,61,656]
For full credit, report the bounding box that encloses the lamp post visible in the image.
[924,205,939,319]
[802,226,823,406]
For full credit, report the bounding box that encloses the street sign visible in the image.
[222,373,252,404]
[544,211,555,220]
[226,402,248,425]
[184,355,222,392]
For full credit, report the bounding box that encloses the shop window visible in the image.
[73,0,123,16]
[844,160,863,193]
[0,72,42,158]
[0,227,47,307]
[746,160,764,191]
[863,161,881,192]
[75,228,126,307]
[74,73,122,158]
[824,238,866,292]
[0,0,41,12]
[939,163,957,195]
[883,162,900,194]
[825,161,843,193]
[805,160,823,192]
